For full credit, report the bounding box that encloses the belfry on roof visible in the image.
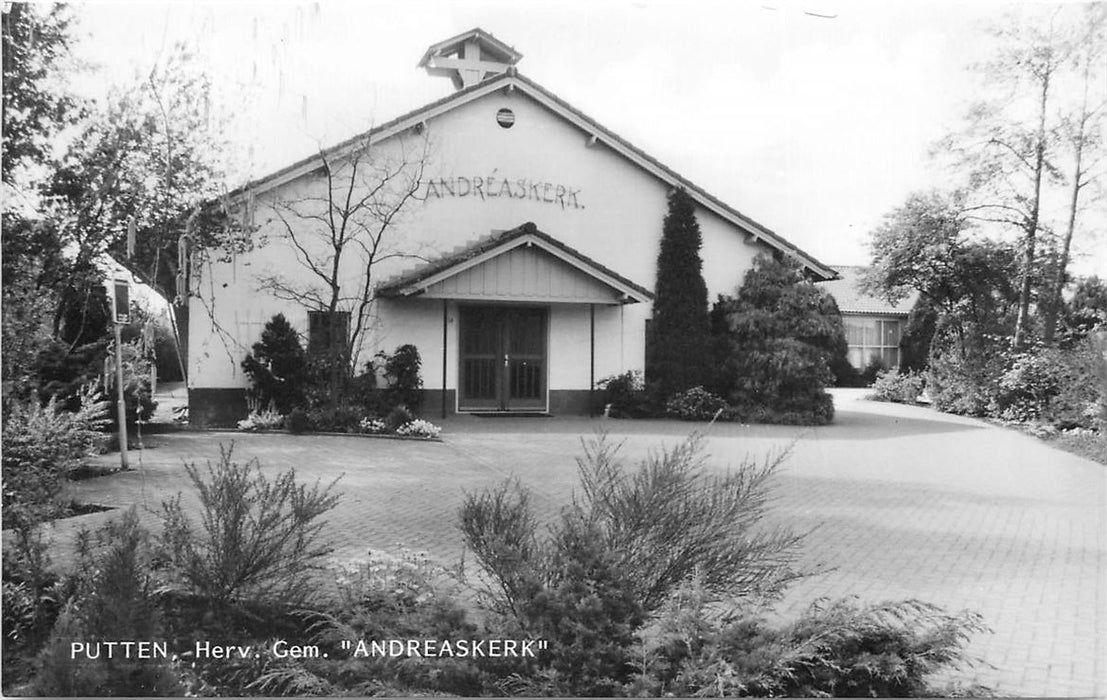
[418,28,523,90]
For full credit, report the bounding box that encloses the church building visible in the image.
[186,28,836,425]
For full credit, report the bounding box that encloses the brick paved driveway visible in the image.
[50,390,1104,696]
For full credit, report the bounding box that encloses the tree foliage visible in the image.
[938,5,1107,349]
[647,188,712,398]
[1,3,81,184]
[3,16,237,401]
[1062,275,1107,342]
[47,43,245,302]
[1042,5,1107,342]
[864,192,1021,357]
[242,314,309,413]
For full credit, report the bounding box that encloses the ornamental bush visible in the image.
[711,254,843,425]
[379,344,423,414]
[35,508,183,697]
[869,369,926,404]
[629,580,990,697]
[993,350,1065,422]
[596,370,656,418]
[926,343,1004,417]
[993,338,1106,430]
[384,404,414,432]
[458,433,804,696]
[664,386,727,421]
[158,445,341,607]
[395,419,441,439]
[2,388,109,525]
[304,404,363,432]
[236,408,285,432]
[286,552,478,696]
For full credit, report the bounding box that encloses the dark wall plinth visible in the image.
[188,388,248,428]
[548,389,592,415]
[420,389,458,418]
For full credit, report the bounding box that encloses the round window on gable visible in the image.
[496,108,516,129]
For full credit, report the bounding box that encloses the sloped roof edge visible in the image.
[226,71,836,281]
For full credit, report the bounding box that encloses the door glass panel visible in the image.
[508,311,544,355]
[463,359,498,399]
[509,361,543,399]
[462,308,498,355]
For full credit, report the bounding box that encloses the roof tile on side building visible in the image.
[819,265,917,315]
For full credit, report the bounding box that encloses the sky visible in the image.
[67,0,1106,276]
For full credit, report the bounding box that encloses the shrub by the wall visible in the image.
[236,408,285,432]
[380,344,423,414]
[384,404,414,432]
[242,314,309,413]
[595,370,656,418]
[647,188,714,398]
[305,405,363,432]
[664,386,727,421]
[286,407,310,434]
[711,254,843,425]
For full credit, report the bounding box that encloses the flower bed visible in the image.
[237,409,442,440]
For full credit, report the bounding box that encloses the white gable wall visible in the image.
[189,84,776,414]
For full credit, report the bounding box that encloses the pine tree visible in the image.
[647,188,712,398]
[241,314,308,413]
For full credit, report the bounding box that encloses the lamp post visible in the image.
[110,274,130,470]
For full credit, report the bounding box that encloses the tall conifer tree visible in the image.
[647,188,711,397]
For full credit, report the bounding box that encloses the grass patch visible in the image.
[1046,430,1107,465]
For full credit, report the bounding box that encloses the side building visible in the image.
[818,265,916,372]
[186,28,836,426]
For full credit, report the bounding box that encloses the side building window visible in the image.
[307,310,350,356]
[844,317,901,370]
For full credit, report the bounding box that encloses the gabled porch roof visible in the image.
[376,222,653,305]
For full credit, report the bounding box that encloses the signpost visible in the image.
[111,275,130,470]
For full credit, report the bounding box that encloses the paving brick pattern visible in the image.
[48,391,1104,697]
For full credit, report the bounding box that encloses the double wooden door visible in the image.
[459,306,547,411]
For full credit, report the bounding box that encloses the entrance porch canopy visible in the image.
[376,222,653,304]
